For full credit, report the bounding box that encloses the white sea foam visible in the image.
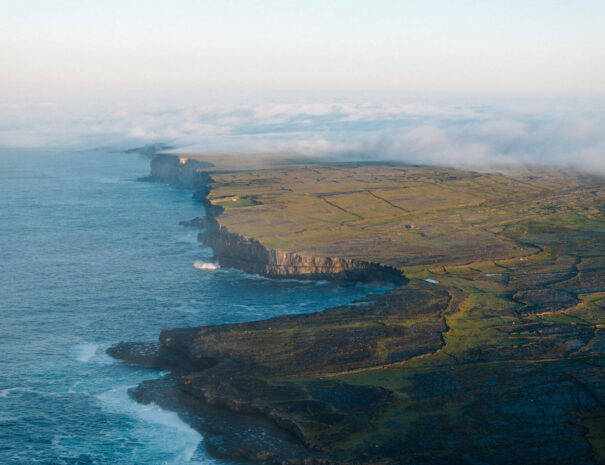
[193,260,218,271]
[424,278,439,284]
[90,350,116,365]
[71,342,115,365]
[96,385,205,464]
[0,387,32,398]
[239,271,321,284]
[67,381,82,394]
[73,343,100,362]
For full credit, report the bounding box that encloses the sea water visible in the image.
[0,148,384,465]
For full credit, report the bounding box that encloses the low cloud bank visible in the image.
[1,99,603,175]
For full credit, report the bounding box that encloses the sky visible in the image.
[2,0,604,99]
[0,1,604,173]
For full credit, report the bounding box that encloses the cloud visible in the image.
[0,99,603,175]
[129,127,147,138]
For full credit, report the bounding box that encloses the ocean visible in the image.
[0,148,383,465]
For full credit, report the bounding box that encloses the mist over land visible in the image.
[1,97,604,175]
[3,1,604,173]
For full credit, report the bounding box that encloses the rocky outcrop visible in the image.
[108,281,451,464]
[142,153,213,188]
[178,217,207,228]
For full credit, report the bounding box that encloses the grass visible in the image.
[179,158,605,461]
[203,164,603,270]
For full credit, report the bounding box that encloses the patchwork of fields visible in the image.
[137,157,605,463]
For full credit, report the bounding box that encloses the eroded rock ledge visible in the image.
[200,222,406,283]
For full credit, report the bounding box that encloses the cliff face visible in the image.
[200,224,406,283]
[148,153,406,284]
[145,153,213,188]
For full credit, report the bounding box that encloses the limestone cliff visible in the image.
[199,223,405,283]
[144,153,213,188]
[146,153,406,284]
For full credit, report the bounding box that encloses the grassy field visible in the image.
[205,163,602,267]
[176,158,605,463]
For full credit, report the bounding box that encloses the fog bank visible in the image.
[1,98,603,175]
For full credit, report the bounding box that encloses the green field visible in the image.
[168,159,605,463]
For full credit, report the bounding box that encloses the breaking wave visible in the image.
[95,385,208,464]
[73,343,100,362]
[193,261,218,271]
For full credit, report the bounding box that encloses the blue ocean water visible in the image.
[0,148,384,465]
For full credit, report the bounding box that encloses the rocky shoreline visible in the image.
[107,276,450,463]
[106,343,339,464]
[108,153,428,463]
[108,153,605,464]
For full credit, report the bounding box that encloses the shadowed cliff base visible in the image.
[109,153,605,464]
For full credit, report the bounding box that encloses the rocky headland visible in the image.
[145,152,406,284]
[109,153,605,464]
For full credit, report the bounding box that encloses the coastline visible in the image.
[143,153,407,284]
[109,153,445,464]
[108,152,605,465]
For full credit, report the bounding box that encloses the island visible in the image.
[109,152,605,464]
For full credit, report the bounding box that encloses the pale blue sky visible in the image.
[1,0,604,101]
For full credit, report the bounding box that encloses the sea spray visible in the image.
[193,261,218,270]
[95,385,207,464]
[73,343,100,362]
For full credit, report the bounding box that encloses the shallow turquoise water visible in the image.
[0,148,384,465]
